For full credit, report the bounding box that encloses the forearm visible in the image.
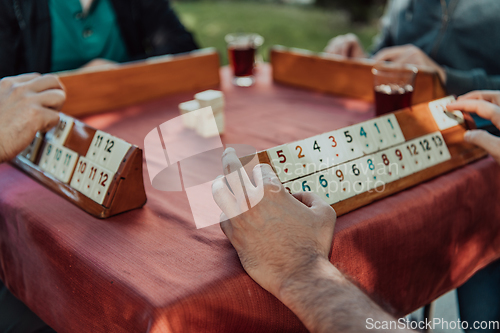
[278,257,413,333]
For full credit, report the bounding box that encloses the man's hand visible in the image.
[457,90,500,106]
[212,148,336,298]
[0,73,65,163]
[373,44,447,83]
[324,33,367,58]
[212,148,413,333]
[447,97,500,165]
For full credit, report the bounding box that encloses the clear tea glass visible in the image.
[225,33,264,87]
[372,64,418,115]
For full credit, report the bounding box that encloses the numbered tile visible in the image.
[288,140,316,179]
[330,164,355,201]
[55,148,79,183]
[401,140,426,173]
[346,159,370,195]
[303,136,332,171]
[360,154,385,189]
[381,114,405,145]
[352,122,379,154]
[91,166,115,204]
[374,151,400,184]
[70,157,90,191]
[86,130,109,163]
[46,114,74,146]
[80,162,100,197]
[384,145,414,179]
[429,96,463,130]
[427,132,451,164]
[96,136,131,172]
[312,171,339,204]
[267,145,296,182]
[413,136,439,168]
[320,130,349,166]
[38,142,55,171]
[285,176,314,195]
[47,145,65,176]
[339,126,364,161]
[368,118,392,150]
[20,132,44,162]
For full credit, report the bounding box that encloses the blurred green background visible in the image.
[172,0,385,65]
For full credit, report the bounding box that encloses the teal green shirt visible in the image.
[49,0,129,72]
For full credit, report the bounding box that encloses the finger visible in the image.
[457,91,484,101]
[259,163,281,187]
[292,191,326,209]
[222,148,253,202]
[447,100,500,128]
[340,40,352,57]
[27,74,64,93]
[220,216,234,241]
[458,90,499,103]
[373,46,407,62]
[464,130,500,160]
[37,108,60,132]
[9,73,41,83]
[212,176,238,217]
[33,89,66,110]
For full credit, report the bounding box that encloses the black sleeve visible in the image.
[0,0,25,78]
[114,0,198,60]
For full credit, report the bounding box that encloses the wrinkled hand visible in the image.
[0,73,65,163]
[373,44,447,83]
[457,90,500,107]
[324,33,367,58]
[212,148,337,299]
[447,97,500,165]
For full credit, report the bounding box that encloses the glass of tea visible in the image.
[372,64,418,115]
[225,33,264,87]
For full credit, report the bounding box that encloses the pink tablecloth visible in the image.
[0,65,499,332]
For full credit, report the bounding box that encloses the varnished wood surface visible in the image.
[58,49,221,117]
[252,100,487,217]
[11,121,147,218]
[270,47,447,105]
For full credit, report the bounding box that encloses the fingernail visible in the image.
[464,130,471,142]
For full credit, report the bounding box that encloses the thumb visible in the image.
[464,130,500,160]
[292,192,326,209]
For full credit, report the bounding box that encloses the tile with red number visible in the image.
[319,130,349,166]
[374,151,401,184]
[90,165,115,204]
[288,140,316,179]
[383,145,415,179]
[267,144,296,182]
[330,163,356,201]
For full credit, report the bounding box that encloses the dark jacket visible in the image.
[372,0,500,96]
[0,0,198,77]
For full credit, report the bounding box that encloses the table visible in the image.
[1,64,500,333]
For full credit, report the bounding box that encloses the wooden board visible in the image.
[58,48,221,117]
[270,46,446,105]
[11,116,147,218]
[248,97,486,217]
